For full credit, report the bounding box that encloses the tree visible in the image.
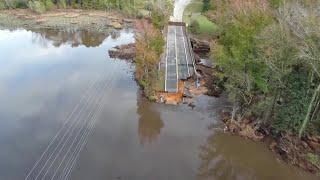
[277,0,320,137]
[211,0,320,136]
[135,20,164,99]
[213,8,272,118]
[202,0,210,12]
[256,22,298,126]
[151,7,166,30]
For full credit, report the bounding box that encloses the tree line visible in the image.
[208,0,319,137]
[134,14,166,100]
[0,0,143,15]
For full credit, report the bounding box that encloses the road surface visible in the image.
[165,25,194,92]
[171,0,192,21]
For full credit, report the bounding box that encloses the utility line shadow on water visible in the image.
[25,64,120,180]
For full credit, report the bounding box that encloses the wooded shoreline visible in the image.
[1,0,319,176]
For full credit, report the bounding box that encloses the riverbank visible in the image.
[185,33,320,174]
[0,9,134,32]
[182,0,320,175]
[222,112,320,174]
[109,34,320,174]
[191,26,320,176]
[107,24,219,106]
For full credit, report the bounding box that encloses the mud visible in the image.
[0,9,133,32]
[108,43,136,60]
[221,112,320,174]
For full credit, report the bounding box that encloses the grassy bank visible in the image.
[190,15,216,36]
[183,0,217,37]
[183,0,202,24]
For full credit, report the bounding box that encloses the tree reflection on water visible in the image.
[197,132,244,180]
[196,129,316,180]
[137,96,164,145]
[30,28,111,47]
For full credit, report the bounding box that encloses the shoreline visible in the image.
[2,7,318,177]
[0,9,134,32]
[221,111,320,174]
[183,34,320,175]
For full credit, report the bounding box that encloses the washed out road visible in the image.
[165,25,194,92]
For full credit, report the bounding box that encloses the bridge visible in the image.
[164,23,196,93]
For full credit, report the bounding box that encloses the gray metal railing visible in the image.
[184,29,200,78]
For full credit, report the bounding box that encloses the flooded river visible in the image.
[0,28,317,180]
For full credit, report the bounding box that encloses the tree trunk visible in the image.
[299,83,320,137]
[231,103,239,121]
[263,90,279,124]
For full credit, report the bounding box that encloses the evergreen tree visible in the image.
[202,0,210,12]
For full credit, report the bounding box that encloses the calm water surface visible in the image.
[0,28,317,180]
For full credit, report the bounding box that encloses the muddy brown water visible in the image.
[0,28,317,180]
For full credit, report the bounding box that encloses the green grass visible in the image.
[192,14,217,35]
[307,153,320,169]
[194,15,217,35]
[182,0,217,37]
[183,0,203,24]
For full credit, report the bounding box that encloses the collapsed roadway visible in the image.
[163,22,197,93]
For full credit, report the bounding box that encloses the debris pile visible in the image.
[108,43,135,60]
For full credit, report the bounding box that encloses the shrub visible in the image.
[136,11,144,19]
[121,4,136,16]
[202,0,210,12]
[15,0,27,8]
[58,0,66,9]
[189,19,200,34]
[135,20,165,98]
[272,68,312,133]
[0,0,7,9]
[5,0,28,8]
[190,15,217,36]
[268,0,283,8]
[44,0,54,10]
[151,8,166,30]
[71,1,80,8]
[28,1,46,13]
[307,153,320,169]
[144,1,153,11]
[150,33,165,56]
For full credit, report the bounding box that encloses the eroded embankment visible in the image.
[221,112,320,174]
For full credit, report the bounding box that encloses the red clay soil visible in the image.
[156,92,183,105]
[156,81,185,105]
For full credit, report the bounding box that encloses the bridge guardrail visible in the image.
[184,29,200,79]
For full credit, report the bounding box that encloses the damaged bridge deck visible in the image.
[164,23,195,93]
